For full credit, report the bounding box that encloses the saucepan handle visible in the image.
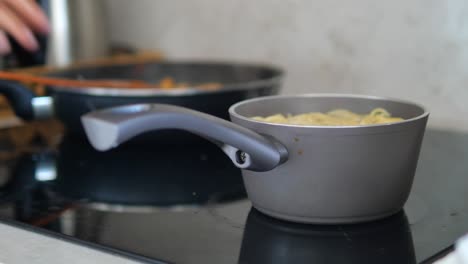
[81,104,288,172]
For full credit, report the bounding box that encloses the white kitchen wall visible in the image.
[104,0,468,131]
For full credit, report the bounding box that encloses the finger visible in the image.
[0,3,39,51]
[0,30,11,54]
[4,0,49,34]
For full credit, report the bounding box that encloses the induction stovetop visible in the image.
[0,123,466,264]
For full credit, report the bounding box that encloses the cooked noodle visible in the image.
[251,108,404,126]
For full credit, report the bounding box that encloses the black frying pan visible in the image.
[0,61,283,142]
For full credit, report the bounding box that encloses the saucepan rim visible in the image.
[229,93,430,129]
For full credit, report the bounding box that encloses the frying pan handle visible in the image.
[0,80,53,120]
[0,80,35,120]
[81,104,288,172]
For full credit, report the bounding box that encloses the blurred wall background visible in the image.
[104,0,468,131]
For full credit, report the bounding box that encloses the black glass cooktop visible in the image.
[0,123,466,264]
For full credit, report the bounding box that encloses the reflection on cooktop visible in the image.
[5,137,246,207]
[239,209,415,264]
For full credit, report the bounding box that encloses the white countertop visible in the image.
[0,222,143,264]
[435,234,468,264]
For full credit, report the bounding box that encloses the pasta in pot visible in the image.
[251,108,404,126]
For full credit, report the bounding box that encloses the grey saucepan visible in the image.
[80,94,429,224]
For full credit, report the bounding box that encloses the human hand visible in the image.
[0,0,49,55]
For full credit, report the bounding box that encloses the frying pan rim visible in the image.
[43,61,284,97]
[228,93,430,129]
